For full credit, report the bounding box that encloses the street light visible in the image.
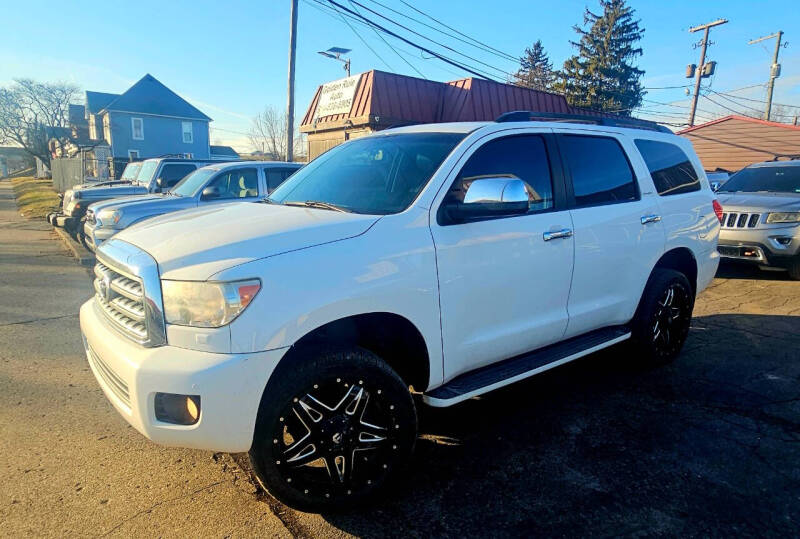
[317,47,352,77]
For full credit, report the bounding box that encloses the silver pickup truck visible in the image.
[51,158,220,237]
[84,161,301,251]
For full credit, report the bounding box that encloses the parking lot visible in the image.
[1,180,799,537]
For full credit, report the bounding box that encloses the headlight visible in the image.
[766,212,800,224]
[97,209,122,228]
[162,279,261,328]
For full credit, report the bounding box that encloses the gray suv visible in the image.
[83,161,301,251]
[716,159,800,279]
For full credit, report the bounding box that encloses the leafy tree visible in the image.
[0,79,79,168]
[512,40,555,92]
[553,0,645,113]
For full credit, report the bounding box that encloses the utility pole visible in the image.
[688,19,728,127]
[286,0,298,162]
[749,31,784,121]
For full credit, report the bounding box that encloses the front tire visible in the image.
[631,269,694,365]
[249,346,417,512]
[787,257,800,281]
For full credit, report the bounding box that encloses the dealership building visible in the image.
[300,70,594,160]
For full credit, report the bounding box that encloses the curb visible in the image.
[53,226,95,267]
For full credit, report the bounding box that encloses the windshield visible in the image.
[171,168,217,197]
[268,132,465,214]
[135,160,159,186]
[120,162,142,181]
[719,165,800,194]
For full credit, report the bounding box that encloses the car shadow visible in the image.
[715,260,793,281]
[310,313,800,537]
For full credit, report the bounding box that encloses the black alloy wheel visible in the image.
[632,268,694,364]
[250,347,416,511]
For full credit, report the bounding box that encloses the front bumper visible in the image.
[80,298,286,452]
[83,221,118,252]
[718,226,799,268]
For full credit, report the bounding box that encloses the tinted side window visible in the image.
[635,139,701,195]
[207,168,259,199]
[448,135,554,212]
[561,135,637,207]
[266,168,296,192]
[160,164,197,187]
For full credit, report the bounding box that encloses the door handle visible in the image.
[641,214,662,225]
[543,228,573,241]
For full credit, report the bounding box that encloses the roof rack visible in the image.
[771,154,800,161]
[495,110,673,134]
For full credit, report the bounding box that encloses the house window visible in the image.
[88,114,97,140]
[182,121,193,144]
[128,150,140,160]
[131,117,144,140]
[103,115,111,143]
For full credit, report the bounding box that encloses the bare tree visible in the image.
[248,106,302,160]
[0,79,80,168]
[771,103,800,124]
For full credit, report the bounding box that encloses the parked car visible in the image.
[716,159,800,279]
[80,113,720,511]
[52,157,225,236]
[83,162,301,251]
[48,161,143,227]
[707,171,730,191]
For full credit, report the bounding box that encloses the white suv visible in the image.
[80,113,721,511]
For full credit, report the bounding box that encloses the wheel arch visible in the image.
[653,247,698,295]
[277,312,432,392]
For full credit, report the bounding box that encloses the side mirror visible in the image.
[201,185,222,199]
[445,176,529,222]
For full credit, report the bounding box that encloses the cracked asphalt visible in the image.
[1,178,799,537]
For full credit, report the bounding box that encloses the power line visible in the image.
[322,0,497,80]
[346,0,513,78]
[345,0,427,78]
[701,94,759,117]
[364,0,518,63]
[328,1,395,72]
[396,0,518,62]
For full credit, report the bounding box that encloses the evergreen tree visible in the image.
[553,0,645,113]
[512,40,555,92]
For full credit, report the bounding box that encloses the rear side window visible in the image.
[266,168,296,192]
[159,164,197,188]
[560,135,637,207]
[448,135,554,212]
[635,139,701,195]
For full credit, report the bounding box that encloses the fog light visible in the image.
[155,393,201,425]
[775,236,792,246]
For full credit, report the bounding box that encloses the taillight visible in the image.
[712,199,724,223]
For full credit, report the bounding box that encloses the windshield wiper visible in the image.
[284,200,353,213]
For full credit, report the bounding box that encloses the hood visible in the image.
[73,183,149,201]
[88,194,167,213]
[111,203,381,280]
[716,192,800,213]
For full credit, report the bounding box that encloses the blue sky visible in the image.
[1,0,798,150]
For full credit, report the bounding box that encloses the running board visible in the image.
[423,326,631,407]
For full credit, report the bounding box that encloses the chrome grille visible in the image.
[720,212,760,229]
[87,344,130,408]
[94,261,148,343]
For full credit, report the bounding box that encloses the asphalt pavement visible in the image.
[1,177,799,537]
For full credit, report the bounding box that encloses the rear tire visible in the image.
[631,269,694,365]
[249,346,417,512]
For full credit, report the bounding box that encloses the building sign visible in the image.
[314,74,361,119]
